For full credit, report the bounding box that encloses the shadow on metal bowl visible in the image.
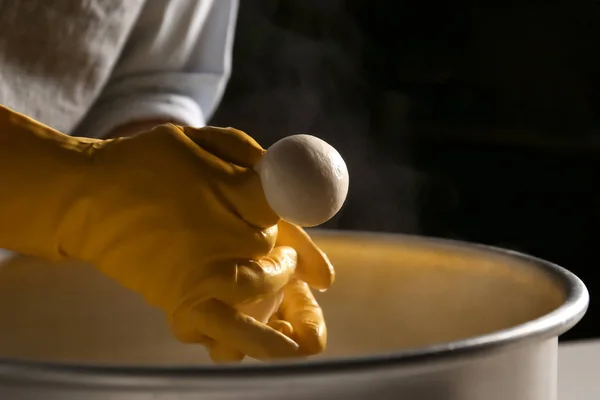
[0,231,588,399]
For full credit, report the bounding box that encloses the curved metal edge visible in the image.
[0,230,589,389]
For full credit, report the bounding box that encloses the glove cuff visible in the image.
[0,105,93,261]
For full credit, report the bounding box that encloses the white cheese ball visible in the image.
[254,134,349,227]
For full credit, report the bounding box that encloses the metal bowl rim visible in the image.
[0,230,589,388]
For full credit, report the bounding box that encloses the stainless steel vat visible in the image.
[0,231,588,399]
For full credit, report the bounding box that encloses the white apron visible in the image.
[0,0,145,133]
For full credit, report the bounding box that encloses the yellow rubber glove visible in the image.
[0,105,334,361]
[178,223,331,363]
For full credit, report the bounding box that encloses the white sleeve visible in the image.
[73,0,239,138]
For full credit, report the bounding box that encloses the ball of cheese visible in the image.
[254,134,349,227]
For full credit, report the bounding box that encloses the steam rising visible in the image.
[211,0,425,233]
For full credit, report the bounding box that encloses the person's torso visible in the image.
[0,0,145,133]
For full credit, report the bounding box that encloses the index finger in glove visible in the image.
[175,299,300,360]
[278,279,327,356]
[276,221,335,291]
[181,126,265,168]
[180,125,279,228]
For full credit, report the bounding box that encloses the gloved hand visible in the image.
[171,221,331,362]
[0,105,334,361]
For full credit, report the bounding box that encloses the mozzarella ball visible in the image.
[254,134,349,227]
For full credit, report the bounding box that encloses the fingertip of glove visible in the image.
[297,323,327,356]
[305,256,335,291]
[320,252,336,287]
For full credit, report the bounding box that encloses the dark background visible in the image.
[212,0,600,341]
